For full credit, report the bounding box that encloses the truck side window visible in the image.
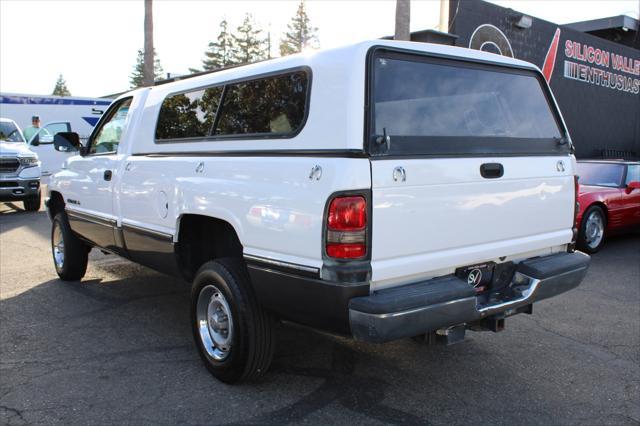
[154,69,309,142]
[33,123,69,145]
[626,165,639,185]
[156,86,223,140]
[88,98,132,155]
[215,71,308,137]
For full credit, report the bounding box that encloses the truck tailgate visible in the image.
[370,156,575,286]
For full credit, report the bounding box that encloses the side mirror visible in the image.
[31,135,39,146]
[54,132,81,153]
[625,181,640,194]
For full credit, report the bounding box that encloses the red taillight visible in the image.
[326,243,366,259]
[326,196,367,259]
[328,196,366,231]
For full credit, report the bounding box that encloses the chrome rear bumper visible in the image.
[349,251,590,343]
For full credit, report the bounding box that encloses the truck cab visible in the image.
[46,40,590,383]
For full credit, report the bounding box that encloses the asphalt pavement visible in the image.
[1,201,639,425]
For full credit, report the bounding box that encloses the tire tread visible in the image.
[52,212,88,280]
[191,258,274,383]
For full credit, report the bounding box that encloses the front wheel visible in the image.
[191,258,275,384]
[577,205,606,253]
[52,213,89,280]
[23,190,41,212]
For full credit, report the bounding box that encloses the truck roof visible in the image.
[128,39,555,155]
[141,39,541,99]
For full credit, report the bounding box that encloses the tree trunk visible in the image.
[439,0,449,33]
[143,0,154,86]
[394,0,410,41]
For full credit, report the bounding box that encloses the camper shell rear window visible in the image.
[155,68,310,142]
[367,48,569,157]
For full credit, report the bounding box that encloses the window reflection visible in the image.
[155,71,308,141]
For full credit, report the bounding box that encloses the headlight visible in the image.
[19,156,39,167]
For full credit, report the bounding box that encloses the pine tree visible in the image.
[202,19,237,71]
[233,14,268,65]
[130,48,164,88]
[52,74,71,96]
[279,1,319,56]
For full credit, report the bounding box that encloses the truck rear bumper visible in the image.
[349,251,590,343]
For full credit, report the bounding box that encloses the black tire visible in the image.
[23,190,41,212]
[51,212,89,280]
[577,205,606,253]
[191,258,275,384]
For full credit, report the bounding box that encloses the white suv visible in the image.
[46,40,590,383]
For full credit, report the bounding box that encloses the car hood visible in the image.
[579,184,619,195]
[0,141,36,157]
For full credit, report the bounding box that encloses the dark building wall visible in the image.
[449,0,640,159]
[586,28,639,49]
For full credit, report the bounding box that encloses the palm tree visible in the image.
[143,0,154,86]
[395,0,410,41]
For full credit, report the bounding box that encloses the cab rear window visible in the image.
[369,50,567,156]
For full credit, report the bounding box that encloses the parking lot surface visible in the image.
[1,203,639,425]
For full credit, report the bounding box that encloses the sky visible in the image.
[1,0,638,98]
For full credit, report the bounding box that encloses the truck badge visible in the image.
[468,269,483,287]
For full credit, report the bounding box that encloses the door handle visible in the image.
[104,170,112,181]
[480,163,504,179]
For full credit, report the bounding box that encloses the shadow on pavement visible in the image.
[1,230,638,424]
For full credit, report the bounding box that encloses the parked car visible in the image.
[0,118,41,211]
[46,40,590,383]
[26,121,74,177]
[575,160,640,253]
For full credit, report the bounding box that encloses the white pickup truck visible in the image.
[46,40,590,383]
[0,118,42,211]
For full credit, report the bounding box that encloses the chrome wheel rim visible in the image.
[196,285,233,361]
[585,210,604,249]
[52,223,65,270]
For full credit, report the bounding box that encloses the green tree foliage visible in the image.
[130,48,164,88]
[215,72,308,135]
[279,1,318,56]
[52,74,71,96]
[155,86,222,139]
[202,19,237,71]
[156,72,308,139]
[233,14,268,65]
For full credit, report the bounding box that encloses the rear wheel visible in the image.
[578,205,606,253]
[23,190,41,212]
[191,258,275,384]
[52,213,89,280]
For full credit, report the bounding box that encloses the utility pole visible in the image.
[143,0,154,86]
[395,0,410,41]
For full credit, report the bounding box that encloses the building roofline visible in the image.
[564,15,639,33]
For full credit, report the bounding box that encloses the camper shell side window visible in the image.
[155,67,311,143]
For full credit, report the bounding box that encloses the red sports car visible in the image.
[575,160,640,253]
